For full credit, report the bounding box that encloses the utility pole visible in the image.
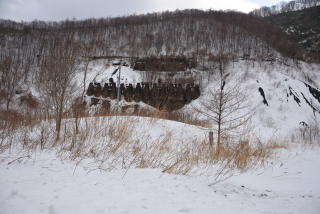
[116,66,121,115]
[110,65,122,115]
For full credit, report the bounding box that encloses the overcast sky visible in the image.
[0,0,283,22]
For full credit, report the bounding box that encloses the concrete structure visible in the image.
[87,78,200,110]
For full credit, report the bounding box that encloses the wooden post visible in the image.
[209,131,213,145]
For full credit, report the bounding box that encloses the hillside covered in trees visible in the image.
[250,0,320,54]
[265,5,320,54]
[1,8,318,70]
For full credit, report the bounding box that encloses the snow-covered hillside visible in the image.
[79,59,320,136]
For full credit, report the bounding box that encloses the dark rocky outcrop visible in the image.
[304,82,320,104]
[258,87,269,106]
[301,92,319,114]
[288,86,301,106]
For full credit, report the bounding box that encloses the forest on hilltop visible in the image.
[1,8,318,72]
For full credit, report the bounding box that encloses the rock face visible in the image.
[87,81,201,110]
[258,87,269,106]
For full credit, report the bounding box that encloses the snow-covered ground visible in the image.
[1,142,320,214]
[1,59,320,214]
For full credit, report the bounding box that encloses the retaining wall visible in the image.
[87,78,200,110]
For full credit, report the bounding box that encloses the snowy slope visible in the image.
[81,59,320,135]
[253,75,320,134]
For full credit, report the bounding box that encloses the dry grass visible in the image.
[0,106,292,183]
[161,131,289,180]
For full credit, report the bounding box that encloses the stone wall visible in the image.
[87,78,200,110]
[132,55,197,71]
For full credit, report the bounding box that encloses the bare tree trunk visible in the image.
[217,89,223,156]
[56,75,67,141]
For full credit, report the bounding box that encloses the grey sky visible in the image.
[0,0,283,22]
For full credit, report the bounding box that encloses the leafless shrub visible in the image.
[19,93,39,109]
[162,130,289,183]
[294,114,320,145]
[194,53,256,156]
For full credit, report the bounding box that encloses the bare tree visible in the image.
[296,113,320,145]
[37,34,80,140]
[81,31,102,99]
[0,51,24,146]
[195,53,255,156]
[0,52,22,125]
